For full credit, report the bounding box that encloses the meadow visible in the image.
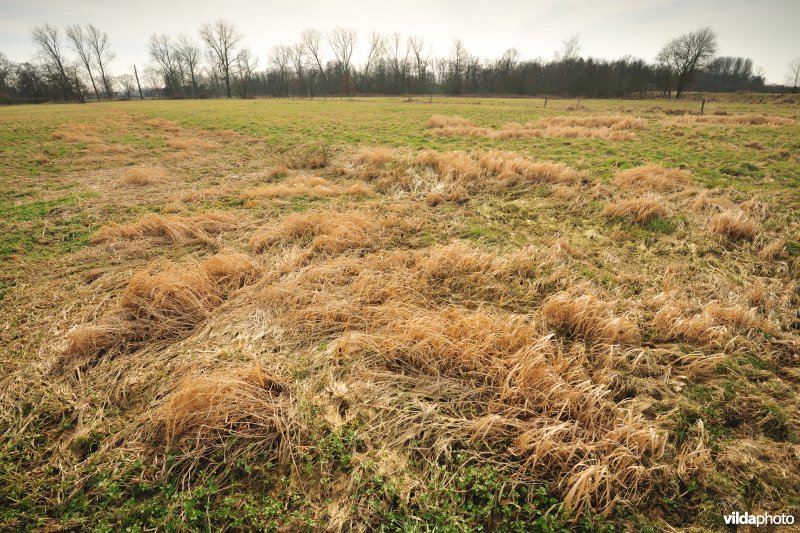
[0,95,798,531]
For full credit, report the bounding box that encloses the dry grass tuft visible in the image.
[542,291,641,345]
[257,247,668,515]
[426,115,476,128]
[653,299,772,347]
[710,211,758,241]
[428,116,644,141]
[287,145,329,169]
[64,253,261,359]
[414,150,482,185]
[672,114,795,126]
[86,142,132,154]
[143,118,181,131]
[242,175,338,199]
[160,365,292,452]
[534,116,647,130]
[92,212,237,244]
[415,149,580,192]
[613,165,691,192]
[213,129,238,138]
[51,124,101,143]
[166,138,213,150]
[242,175,372,201]
[121,166,169,186]
[759,239,787,260]
[250,210,417,255]
[355,147,396,167]
[602,196,669,223]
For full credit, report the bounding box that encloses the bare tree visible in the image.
[66,25,101,101]
[30,24,73,100]
[235,48,258,98]
[449,38,468,94]
[149,34,182,95]
[328,27,356,93]
[270,45,291,97]
[176,34,202,96]
[388,32,409,93]
[360,31,385,90]
[786,57,800,94]
[289,42,308,97]
[301,28,327,91]
[657,27,718,98]
[557,34,581,61]
[143,66,162,98]
[199,20,242,97]
[408,36,431,92]
[117,74,135,98]
[86,24,114,98]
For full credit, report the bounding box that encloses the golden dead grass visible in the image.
[166,138,214,150]
[242,175,337,199]
[212,128,238,138]
[355,146,396,166]
[86,142,133,154]
[671,114,796,126]
[653,299,772,347]
[143,118,182,131]
[415,150,483,185]
[613,165,691,192]
[159,365,294,458]
[92,212,237,244]
[250,210,420,255]
[759,239,787,260]
[427,115,644,141]
[534,116,647,130]
[51,123,102,143]
[241,175,372,201]
[602,196,669,223]
[542,291,641,345]
[710,211,759,241]
[426,115,476,128]
[64,253,261,359]
[257,245,668,515]
[415,149,581,192]
[121,166,169,186]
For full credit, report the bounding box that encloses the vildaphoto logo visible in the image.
[723,511,795,527]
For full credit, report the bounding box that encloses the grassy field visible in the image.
[1,96,798,531]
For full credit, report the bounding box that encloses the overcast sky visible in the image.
[1,0,798,84]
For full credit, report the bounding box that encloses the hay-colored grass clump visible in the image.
[426,115,476,128]
[415,149,580,191]
[710,211,758,241]
[759,239,786,260]
[143,118,182,131]
[602,196,669,223]
[160,365,292,454]
[242,176,372,201]
[355,146,396,166]
[428,115,645,141]
[653,300,772,347]
[64,253,261,359]
[93,212,237,244]
[613,164,691,192]
[542,291,641,345]
[251,210,419,255]
[122,166,169,186]
[51,124,101,143]
[166,138,213,150]
[672,114,795,126]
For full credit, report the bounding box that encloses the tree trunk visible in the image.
[134,65,144,100]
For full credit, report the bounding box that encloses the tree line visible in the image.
[1,21,798,104]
